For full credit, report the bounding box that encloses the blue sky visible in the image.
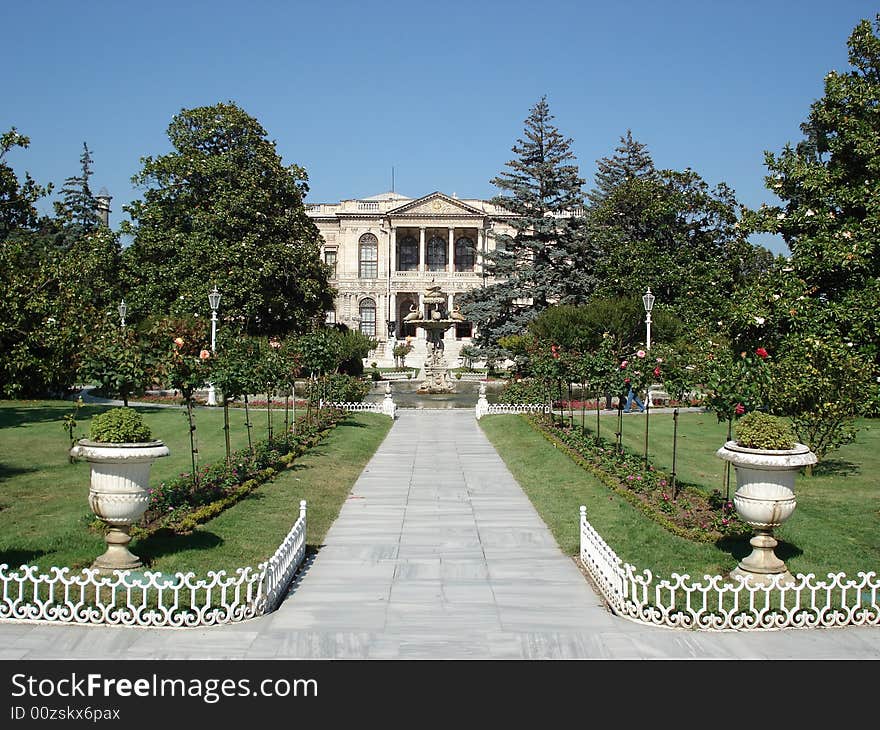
[4,1,876,255]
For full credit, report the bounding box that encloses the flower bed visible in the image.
[525,414,746,543]
[126,408,346,538]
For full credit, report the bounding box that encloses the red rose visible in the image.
[734,403,745,415]
[755,347,769,359]
[653,367,661,377]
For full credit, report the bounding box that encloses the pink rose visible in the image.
[174,337,184,347]
[620,360,628,369]
[199,349,211,360]
[636,350,646,358]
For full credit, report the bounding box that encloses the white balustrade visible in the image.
[579,505,880,631]
[479,403,548,417]
[0,501,308,628]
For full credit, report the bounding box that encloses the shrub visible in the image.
[498,378,550,404]
[89,407,153,443]
[734,411,796,450]
[320,373,371,403]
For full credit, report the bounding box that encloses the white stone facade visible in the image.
[307,191,516,367]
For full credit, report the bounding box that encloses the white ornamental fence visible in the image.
[321,398,396,418]
[321,401,383,413]
[0,501,308,628]
[475,401,548,419]
[579,506,880,631]
[455,372,489,382]
[381,371,416,381]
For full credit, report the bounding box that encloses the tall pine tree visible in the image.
[587,129,656,207]
[461,97,598,358]
[54,142,101,241]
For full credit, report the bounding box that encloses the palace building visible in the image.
[306,191,516,366]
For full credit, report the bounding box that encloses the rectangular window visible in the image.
[359,242,378,279]
[359,311,376,336]
[324,249,337,276]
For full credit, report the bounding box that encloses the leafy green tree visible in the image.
[336,328,376,375]
[79,320,156,407]
[122,101,334,335]
[769,335,873,471]
[588,132,772,330]
[742,14,880,371]
[1,136,122,397]
[163,317,211,486]
[254,337,286,441]
[0,225,121,397]
[0,128,51,239]
[461,97,600,357]
[211,332,259,462]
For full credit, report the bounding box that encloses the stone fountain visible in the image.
[403,283,459,394]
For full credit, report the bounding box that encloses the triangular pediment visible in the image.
[388,192,484,217]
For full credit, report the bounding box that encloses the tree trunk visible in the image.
[244,394,253,454]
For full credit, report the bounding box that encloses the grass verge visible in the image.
[479,412,880,580]
[0,400,391,574]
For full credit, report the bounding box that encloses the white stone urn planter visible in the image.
[716,440,817,586]
[70,439,170,572]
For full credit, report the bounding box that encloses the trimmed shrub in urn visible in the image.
[88,407,154,444]
[70,408,169,572]
[716,412,816,586]
[733,411,796,450]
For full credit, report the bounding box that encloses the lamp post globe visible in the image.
[207,287,221,406]
[118,299,127,328]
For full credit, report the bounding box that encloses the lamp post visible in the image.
[118,299,127,328]
[642,288,656,464]
[207,287,221,406]
[642,287,654,351]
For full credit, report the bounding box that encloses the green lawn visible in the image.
[480,411,880,580]
[0,400,392,574]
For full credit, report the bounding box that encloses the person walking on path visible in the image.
[624,378,645,413]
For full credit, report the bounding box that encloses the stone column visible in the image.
[419,227,426,273]
[448,228,455,273]
[390,227,397,274]
[417,292,425,339]
[475,228,484,274]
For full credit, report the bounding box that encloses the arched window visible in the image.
[427,235,446,271]
[359,298,376,337]
[359,233,378,278]
[398,235,418,271]
[455,236,475,272]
